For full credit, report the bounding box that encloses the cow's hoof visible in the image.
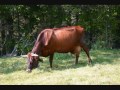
[88,61,93,66]
[26,69,31,73]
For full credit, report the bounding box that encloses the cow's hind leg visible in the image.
[80,42,92,64]
[49,53,54,68]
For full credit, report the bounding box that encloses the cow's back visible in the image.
[47,26,84,53]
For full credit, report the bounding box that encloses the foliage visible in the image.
[0,5,120,56]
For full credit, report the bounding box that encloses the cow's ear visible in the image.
[43,30,53,46]
[27,52,31,58]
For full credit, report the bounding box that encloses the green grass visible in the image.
[0,49,120,85]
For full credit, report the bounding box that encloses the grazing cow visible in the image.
[26,26,92,72]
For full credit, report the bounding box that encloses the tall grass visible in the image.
[0,49,120,85]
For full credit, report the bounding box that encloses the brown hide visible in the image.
[32,26,84,57]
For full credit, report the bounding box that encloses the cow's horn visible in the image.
[31,53,38,56]
[21,55,28,57]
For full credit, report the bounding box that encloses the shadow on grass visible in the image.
[89,49,120,66]
[38,50,120,71]
[38,53,93,71]
[0,49,120,74]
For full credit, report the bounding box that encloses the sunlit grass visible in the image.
[0,49,120,85]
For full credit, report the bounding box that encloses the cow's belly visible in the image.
[41,46,73,56]
[40,43,79,56]
[53,45,74,53]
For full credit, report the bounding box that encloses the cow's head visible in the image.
[25,29,53,72]
[26,52,43,72]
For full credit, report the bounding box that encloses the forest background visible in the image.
[0,5,120,56]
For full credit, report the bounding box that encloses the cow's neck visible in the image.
[31,42,41,55]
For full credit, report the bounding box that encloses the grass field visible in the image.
[0,49,120,85]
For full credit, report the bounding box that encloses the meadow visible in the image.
[0,49,120,85]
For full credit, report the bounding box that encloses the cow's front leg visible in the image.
[49,53,54,68]
[74,46,81,65]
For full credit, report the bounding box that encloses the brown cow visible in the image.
[26,26,92,72]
